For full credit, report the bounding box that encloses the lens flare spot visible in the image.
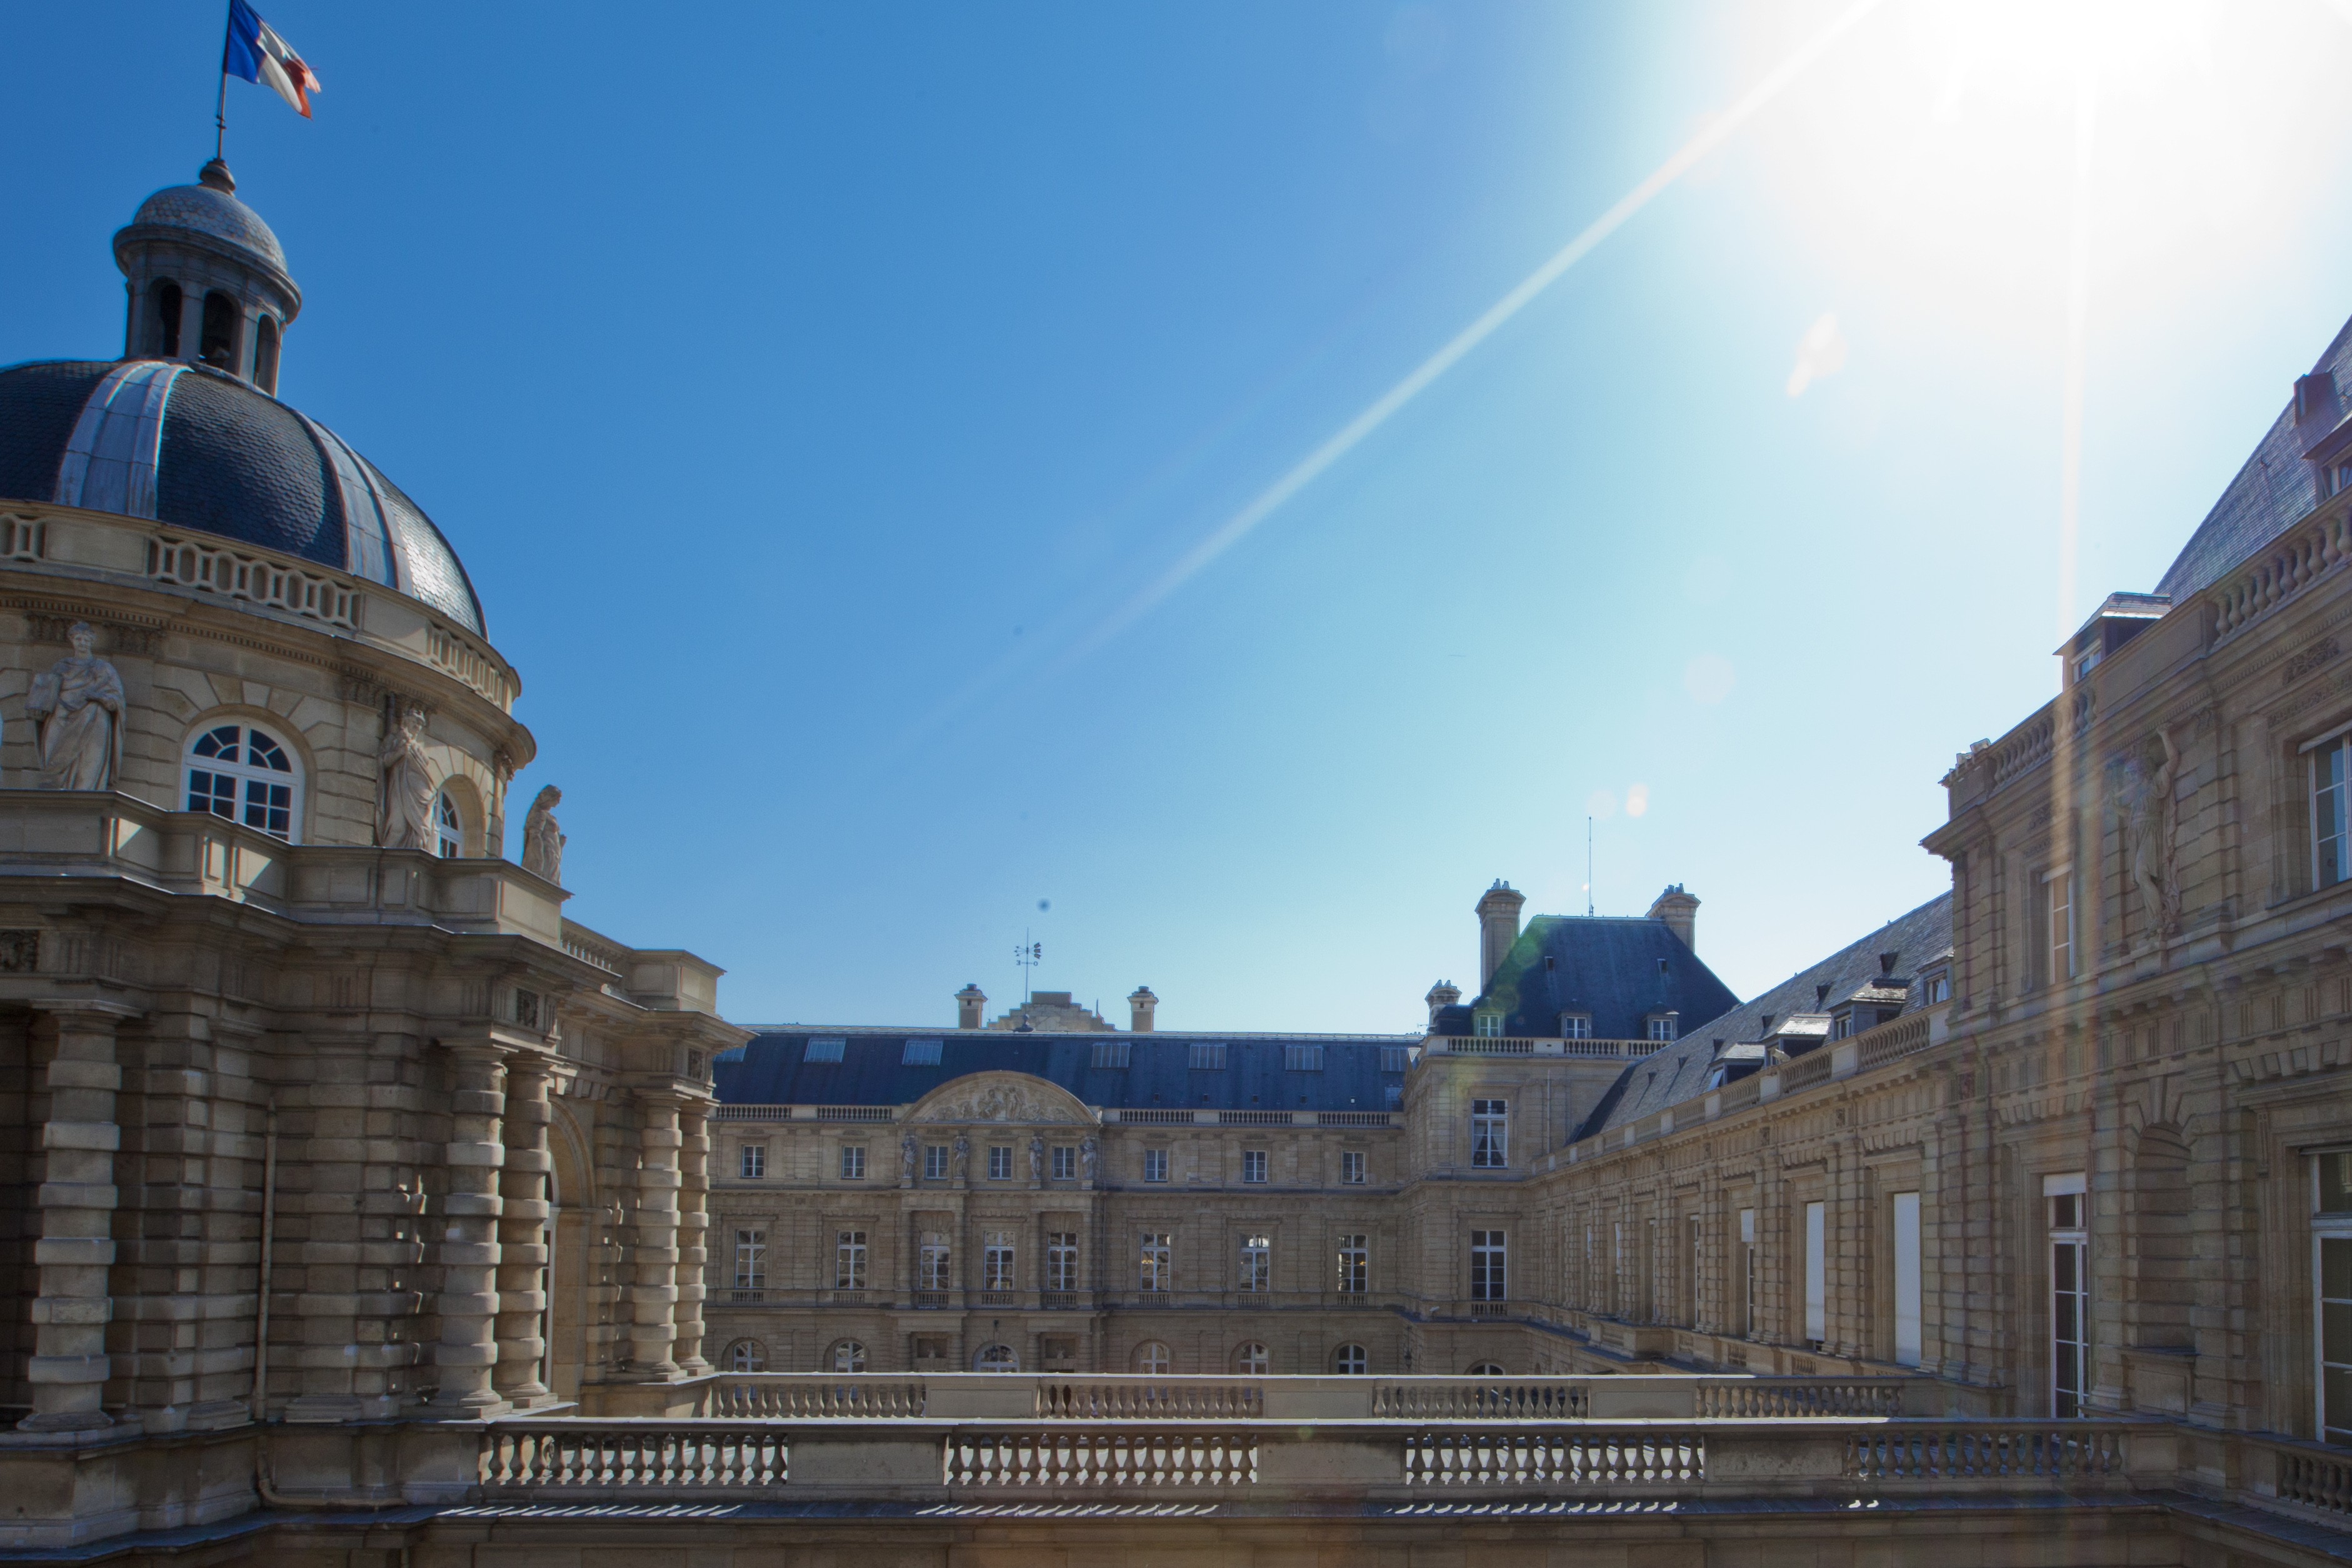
[1786,311,1848,397]
[1626,784,1650,817]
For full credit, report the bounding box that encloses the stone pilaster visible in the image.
[493,1057,554,1407]
[673,1104,711,1376]
[21,1006,129,1432]
[428,1045,508,1416]
[626,1092,682,1378]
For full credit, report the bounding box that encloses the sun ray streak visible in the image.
[1039,0,1891,675]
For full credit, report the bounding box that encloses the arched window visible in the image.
[1233,1342,1270,1375]
[253,315,281,393]
[152,281,183,357]
[1131,1341,1171,1375]
[185,722,300,842]
[828,1339,866,1373]
[199,291,238,371]
[973,1343,1019,1373]
[435,791,464,858]
[725,1339,764,1372]
[1332,1343,1368,1375]
[1465,1361,1505,1377]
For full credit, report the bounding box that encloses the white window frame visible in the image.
[434,789,464,857]
[726,1338,764,1372]
[1234,1342,1270,1374]
[1336,1232,1368,1295]
[1738,1207,1757,1338]
[924,1142,948,1181]
[1333,1342,1368,1374]
[2314,1150,2352,1444]
[1804,1201,1827,1347]
[1473,1013,1504,1038]
[2046,1172,2089,1417]
[2313,734,2352,892]
[835,1229,868,1291]
[1052,1144,1076,1181]
[1139,1232,1171,1292]
[1143,1147,1169,1182]
[1238,1234,1271,1292]
[733,1228,766,1292]
[831,1339,866,1372]
[1046,1231,1079,1292]
[738,1142,764,1180]
[987,1144,1012,1180]
[1561,1014,1593,1040]
[1133,1341,1171,1374]
[1470,1099,1508,1168]
[1242,1149,1268,1184]
[1893,1191,1923,1367]
[839,1144,865,1181]
[983,1231,1016,1292]
[1470,1229,1508,1302]
[1647,1014,1678,1042]
[184,721,302,842]
[1341,1150,1366,1185]
[918,1232,953,1291]
[2044,866,2076,984]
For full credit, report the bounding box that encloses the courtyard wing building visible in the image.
[0,167,2349,1567]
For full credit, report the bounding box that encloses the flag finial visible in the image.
[198,159,237,196]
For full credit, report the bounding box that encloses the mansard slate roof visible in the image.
[0,359,484,632]
[1578,892,1954,1137]
[2155,311,2352,603]
[714,1029,1418,1114]
[1431,915,1738,1039]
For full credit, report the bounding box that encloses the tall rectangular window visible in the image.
[988,1145,1012,1181]
[738,1143,764,1180]
[1893,1191,1923,1368]
[2315,1152,2352,1444]
[1052,1145,1076,1180]
[1470,1230,1508,1302]
[1648,1016,1678,1042]
[1238,1234,1271,1292]
[2044,868,2076,983]
[1143,1147,1169,1182]
[983,1231,1015,1292]
[733,1228,766,1295]
[1189,1042,1228,1070]
[924,1143,948,1181]
[1047,1232,1078,1292]
[1092,1041,1131,1068]
[1804,1201,1827,1346]
[1139,1232,1172,1292]
[840,1144,866,1181]
[918,1232,953,1291]
[2048,1174,2089,1417]
[1473,1013,1504,1037]
[1336,1233,1368,1294]
[1380,1045,1412,1073]
[1470,1099,1508,1167]
[1686,1213,1701,1325]
[2318,737,2352,889]
[1341,1151,1366,1184]
[1242,1150,1268,1184]
[835,1229,867,1291]
[1613,1221,1629,1314]
[1738,1208,1757,1337]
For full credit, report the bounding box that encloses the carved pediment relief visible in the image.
[908,1071,1090,1126]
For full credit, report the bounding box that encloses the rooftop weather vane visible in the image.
[214,0,322,161]
[1014,934,1041,1005]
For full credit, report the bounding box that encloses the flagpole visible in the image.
[214,0,232,161]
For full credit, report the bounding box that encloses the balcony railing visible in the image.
[1421,1036,1664,1059]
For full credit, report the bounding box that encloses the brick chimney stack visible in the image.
[1647,884,1699,952]
[1128,986,1158,1032]
[1476,881,1525,989]
[955,983,986,1031]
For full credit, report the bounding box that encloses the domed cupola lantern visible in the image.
[112,157,299,392]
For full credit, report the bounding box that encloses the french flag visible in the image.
[224,1,321,119]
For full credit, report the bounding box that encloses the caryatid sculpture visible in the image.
[521,784,566,883]
[26,621,123,791]
[376,705,437,850]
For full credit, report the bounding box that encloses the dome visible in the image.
[124,180,287,274]
[0,358,484,634]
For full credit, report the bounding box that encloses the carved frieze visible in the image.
[912,1075,1084,1125]
[2283,635,2344,688]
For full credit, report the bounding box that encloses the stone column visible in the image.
[21,1007,129,1432]
[428,1045,508,1416]
[493,1057,554,1407]
[672,1104,711,1376]
[626,1092,683,1379]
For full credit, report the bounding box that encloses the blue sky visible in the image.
[9,2,2352,1032]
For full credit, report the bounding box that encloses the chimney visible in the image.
[1646,884,1699,952]
[1424,980,1461,1028]
[1475,881,1525,989]
[1128,986,1158,1032]
[955,983,986,1031]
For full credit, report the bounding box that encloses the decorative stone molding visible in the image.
[909,1073,1089,1126]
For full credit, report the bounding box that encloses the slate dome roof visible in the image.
[0,357,484,634]
[121,179,289,277]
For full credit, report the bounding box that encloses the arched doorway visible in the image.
[973,1343,1019,1373]
[545,1102,594,1402]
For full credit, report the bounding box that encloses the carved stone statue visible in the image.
[521,784,566,883]
[1079,1136,1098,1186]
[26,622,123,791]
[900,1134,918,1187]
[376,705,436,850]
[949,1134,970,1183]
[1028,1134,1045,1183]
[2113,729,2184,947]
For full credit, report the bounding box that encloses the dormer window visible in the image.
[1473,1012,1505,1038]
[1646,1014,1678,1042]
[1560,1014,1592,1040]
